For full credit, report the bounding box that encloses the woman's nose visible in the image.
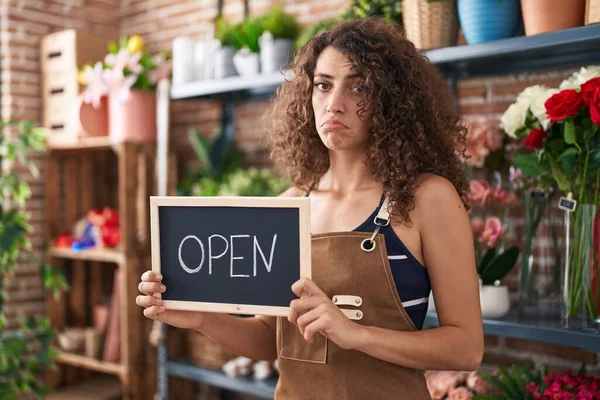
[326,88,346,114]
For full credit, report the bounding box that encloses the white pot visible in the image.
[214,45,237,79]
[233,49,260,77]
[480,284,510,319]
[172,36,196,85]
[259,32,294,74]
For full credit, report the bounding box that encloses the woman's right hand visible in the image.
[136,270,205,330]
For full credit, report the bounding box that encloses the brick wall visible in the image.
[1,0,597,376]
[0,0,120,329]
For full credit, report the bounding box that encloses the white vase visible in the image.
[172,36,196,85]
[233,48,260,77]
[259,31,294,74]
[480,284,510,319]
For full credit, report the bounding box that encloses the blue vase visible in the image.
[458,0,522,45]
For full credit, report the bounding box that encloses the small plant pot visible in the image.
[480,284,510,319]
[233,49,260,77]
[458,0,522,44]
[259,32,294,74]
[214,45,237,79]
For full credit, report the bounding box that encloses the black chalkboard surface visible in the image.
[150,196,311,317]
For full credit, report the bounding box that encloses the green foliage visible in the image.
[215,17,238,48]
[231,17,264,53]
[217,168,291,197]
[0,120,69,399]
[178,127,244,196]
[477,246,520,285]
[296,19,340,49]
[259,6,300,41]
[340,0,402,23]
[472,364,548,400]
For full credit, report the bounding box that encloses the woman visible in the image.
[138,17,483,399]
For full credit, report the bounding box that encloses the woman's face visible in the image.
[312,46,371,152]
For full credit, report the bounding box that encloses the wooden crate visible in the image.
[40,29,114,140]
[586,0,600,24]
[45,141,177,400]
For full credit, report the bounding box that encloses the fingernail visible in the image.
[157,274,163,281]
[161,285,166,291]
[157,299,162,305]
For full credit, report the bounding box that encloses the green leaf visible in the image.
[478,247,496,275]
[546,151,571,192]
[564,118,576,144]
[585,125,599,143]
[512,155,546,177]
[557,147,579,161]
[108,41,118,54]
[480,246,520,285]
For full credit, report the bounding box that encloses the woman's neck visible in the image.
[319,151,381,195]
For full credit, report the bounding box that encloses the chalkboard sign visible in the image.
[150,196,311,317]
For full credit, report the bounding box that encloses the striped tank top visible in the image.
[353,195,431,330]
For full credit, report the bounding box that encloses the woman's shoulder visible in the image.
[410,173,467,224]
[278,186,306,198]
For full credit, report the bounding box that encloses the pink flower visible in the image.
[425,371,468,399]
[468,180,492,207]
[462,118,504,167]
[466,371,493,394]
[490,184,518,207]
[105,48,143,74]
[82,62,108,109]
[479,217,503,248]
[447,386,473,400]
[471,218,485,235]
[103,68,138,102]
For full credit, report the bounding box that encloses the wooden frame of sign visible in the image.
[150,196,311,317]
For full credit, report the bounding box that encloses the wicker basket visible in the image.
[187,330,237,370]
[586,0,600,24]
[402,0,459,50]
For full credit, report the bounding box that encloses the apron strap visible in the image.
[360,195,391,252]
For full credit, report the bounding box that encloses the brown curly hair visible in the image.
[264,17,469,223]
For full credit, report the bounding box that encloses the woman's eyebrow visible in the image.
[314,72,362,80]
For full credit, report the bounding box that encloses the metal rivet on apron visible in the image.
[355,298,361,305]
[356,311,362,318]
[333,296,338,303]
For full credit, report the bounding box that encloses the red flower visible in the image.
[581,77,600,106]
[590,89,600,126]
[545,89,583,122]
[523,128,547,149]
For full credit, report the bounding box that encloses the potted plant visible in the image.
[231,17,264,76]
[340,0,403,24]
[458,0,522,45]
[500,66,600,330]
[0,120,69,397]
[402,0,459,50]
[258,7,299,74]
[214,17,238,79]
[78,35,171,143]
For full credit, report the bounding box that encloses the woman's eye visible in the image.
[314,82,329,90]
[352,85,365,94]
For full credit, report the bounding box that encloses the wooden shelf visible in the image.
[49,246,125,264]
[46,375,121,400]
[56,351,125,377]
[47,136,116,151]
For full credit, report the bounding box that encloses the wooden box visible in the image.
[586,0,600,24]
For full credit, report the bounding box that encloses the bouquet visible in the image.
[79,35,171,109]
[500,66,600,326]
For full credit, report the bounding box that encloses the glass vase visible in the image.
[518,190,563,317]
[561,203,600,331]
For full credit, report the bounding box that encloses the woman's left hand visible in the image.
[288,277,364,350]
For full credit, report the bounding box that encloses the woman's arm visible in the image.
[289,175,483,371]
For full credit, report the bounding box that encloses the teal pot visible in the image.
[458,0,522,44]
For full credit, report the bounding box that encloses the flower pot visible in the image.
[402,0,459,50]
[233,49,260,77]
[521,0,585,36]
[561,203,600,331]
[108,89,156,143]
[480,284,510,319]
[214,45,237,79]
[518,190,563,317]
[259,32,294,74]
[458,0,522,44]
[172,36,196,85]
[69,94,109,138]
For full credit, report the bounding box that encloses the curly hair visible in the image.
[264,17,469,223]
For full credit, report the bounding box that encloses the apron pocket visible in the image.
[279,317,328,364]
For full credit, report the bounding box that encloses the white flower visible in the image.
[500,101,528,138]
[560,66,600,90]
[82,62,108,109]
[523,85,558,130]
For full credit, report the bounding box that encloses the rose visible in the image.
[500,101,528,138]
[523,128,547,149]
[560,66,600,90]
[580,77,600,106]
[519,85,558,130]
[544,89,583,122]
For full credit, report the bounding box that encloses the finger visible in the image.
[143,305,166,319]
[136,295,163,308]
[296,304,326,335]
[291,277,325,298]
[304,316,328,343]
[141,270,163,282]
[138,281,166,295]
[288,296,325,325]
